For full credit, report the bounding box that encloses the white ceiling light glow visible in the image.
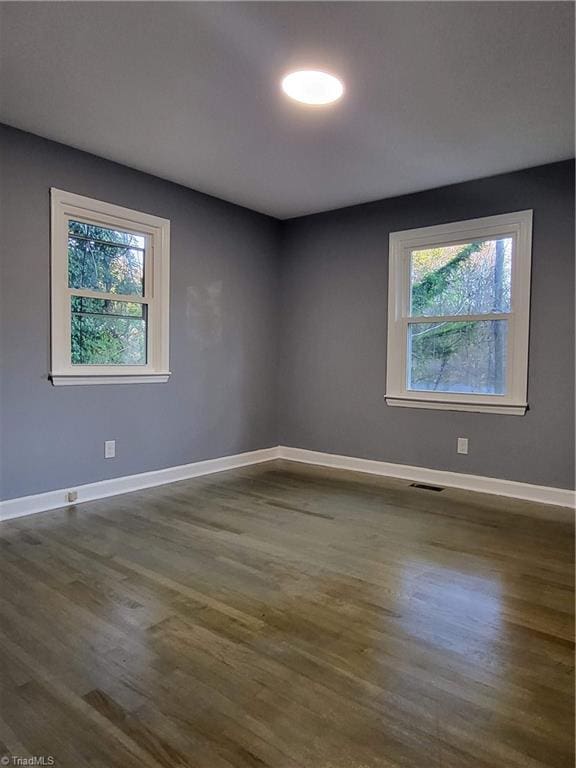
[281,70,344,105]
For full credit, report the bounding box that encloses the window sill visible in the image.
[50,373,171,386]
[385,396,527,416]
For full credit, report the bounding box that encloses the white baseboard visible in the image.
[1,444,573,522]
[0,447,281,522]
[277,446,575,509]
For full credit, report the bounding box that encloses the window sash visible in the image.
[405,317,510,396]
[409,237,513,318]
[70,297,148,367]
[398,319,513,400]
[68,288,151,367]
[67,223,152,300]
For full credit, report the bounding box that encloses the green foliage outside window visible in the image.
[68,222,147,365]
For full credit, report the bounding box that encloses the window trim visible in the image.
[385,210,533,415]
[50,188,171,386]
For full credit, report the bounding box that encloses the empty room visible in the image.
[0,2,574,767]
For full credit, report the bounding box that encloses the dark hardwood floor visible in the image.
[0,461,573,768]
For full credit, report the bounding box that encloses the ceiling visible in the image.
[0,2,573,219]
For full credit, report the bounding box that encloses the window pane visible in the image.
[68,220,145,296]
[71,297,147,365]
[408,320,508,394]
[410,238,512,316]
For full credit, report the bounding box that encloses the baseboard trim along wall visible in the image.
[277,447,576,509]
[0,447,282,522]
[1,445,573,521]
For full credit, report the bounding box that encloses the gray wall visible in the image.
[0,125,280,500]
[1,125,573,500]
[278,161,575,490]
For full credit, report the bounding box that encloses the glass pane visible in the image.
[68,220,145,296]
[410,238,512,316]
[408,320,508,394]
[71,297,147,365]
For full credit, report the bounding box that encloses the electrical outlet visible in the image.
[67,490,78,503]
[104,440,116,459]
[457,437,469,455]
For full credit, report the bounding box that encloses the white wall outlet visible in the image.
[104,440,116,459]
[67,490,78,503]
[457,437,469,455]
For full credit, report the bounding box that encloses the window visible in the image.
[386,211,532,415]
[50,189,170,385]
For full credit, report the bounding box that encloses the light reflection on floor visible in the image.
[398,561,504,661]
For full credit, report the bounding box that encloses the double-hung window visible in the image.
[50,189,170,385]
[386,210,532,415]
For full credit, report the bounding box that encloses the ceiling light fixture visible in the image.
[281,70,344,105]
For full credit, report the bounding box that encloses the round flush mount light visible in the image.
[281,70,344,105]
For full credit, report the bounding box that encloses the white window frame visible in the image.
[385,210,533,415]
[50,189,171,386]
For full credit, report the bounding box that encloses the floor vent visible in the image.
[410,482,444,492]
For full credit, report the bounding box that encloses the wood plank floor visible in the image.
[0,461,573,768]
